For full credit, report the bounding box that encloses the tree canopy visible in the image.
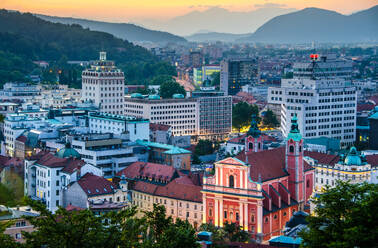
[158,79,186,99]
[194,140,214,156]
[0,10,176,87]
[299,182,378,248]
[262,109,279,128]
[1,199,199,248]
[232,102,260,132]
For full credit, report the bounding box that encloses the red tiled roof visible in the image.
[357,103,375,112]
[27,151,84,174]
[149,123,171,132]
[366,154,378,167]
[134,181,158,195]
[155,178,202,203]
[368,95,378,105]
[66,204,84,211]
[235,147,314,182]
[78,173,117,196]
[15,135,27,143]
[116,162,177,182]
[304,151,339,166]
[236,147,288,182]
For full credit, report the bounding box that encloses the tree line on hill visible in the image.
[0,10,176,88]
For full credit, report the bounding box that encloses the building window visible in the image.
[265,217,268,223]
[15,233,22,239]
[209,208,212,217]
[56,200,59,206]
[306,179,310,188]
[186,212,189,218]
[289,146,294,153]
[236,212,239,221]
[251,214,255,223]
[249,142,253,150]
[274,214,277,220]
[229,175,235,188]
[224,211,227,219]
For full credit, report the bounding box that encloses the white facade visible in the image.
[3,114,45,156]
[88,112,149,142]
[81,52,125,115]
[124,97,199,136]
[0,82,41,100]
[268,55,356,148]
[71,133,140,178]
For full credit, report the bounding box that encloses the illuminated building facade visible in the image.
[202,116,315,241]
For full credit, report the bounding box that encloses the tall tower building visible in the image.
[220,58,258,96]
[81,52,125,115]
[285,115,305,208]
[268,54,356,148]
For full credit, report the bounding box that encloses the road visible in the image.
[174,77,195,92]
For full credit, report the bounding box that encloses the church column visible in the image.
[239,201,244,229]
[244,203,248,231]
[257,201,263,239]
[219,198,223,227]
[202,195,207,224]
[214,198,219,227]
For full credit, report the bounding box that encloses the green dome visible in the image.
[172,94,184,99]
[131,93,143,99]
[287,114,302,141]
[344,147,362,166]
[56,143,81,159]
[148,95,160,100]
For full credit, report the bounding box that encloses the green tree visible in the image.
[150,75,175,85]
[195,140,214,156]
[223,222,249,242]
[192,153,202,165]
[0,114,5,123]
[232,102,259,132]
[158,80,186,99]
[262,109,279,128]
[210,72,220,86]
[22,198,113,248]
[299,182,378,248]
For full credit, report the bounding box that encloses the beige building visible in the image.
[116,162,203,228]
[124,94,198,136]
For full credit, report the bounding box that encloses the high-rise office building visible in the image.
[220,58,258,95]
[81,52,125,115]
[268,54,356,148]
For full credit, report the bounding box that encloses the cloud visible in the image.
[254,2,287,8]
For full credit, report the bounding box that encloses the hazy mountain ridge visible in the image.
[139,6,297,36]
[36,14,187,44]
[239,6,378,43]
[185,32,250,42]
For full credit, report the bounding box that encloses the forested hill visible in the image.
[36,14,187,44]
[0,10,175,86]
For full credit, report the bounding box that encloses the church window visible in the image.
[229,175,235,188]
[224,211,227,219]
[236,212,239,221]
[251,214,255,223]
[274,215,277,219]
[306,179,310,188]
[249,142,253,150]
[299,146,302,152]
[209,209,212,217]
[258,143,261,150]
[289,146,294,153]
[283,212,287,217]
[265,217,269,223]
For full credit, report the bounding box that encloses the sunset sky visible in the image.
[1,0,377,22]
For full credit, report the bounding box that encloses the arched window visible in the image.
[229,175,235,188]
[299,146,302,152]
[258,143,261,150]
[289,145,294,153]
[306,179,310,188]
[249,142,253,150]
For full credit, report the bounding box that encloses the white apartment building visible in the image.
[37,84,81,108]
[88,112,149,142]
[0,82,41,101]
[70,133,142,178]
[124,94,198,137]
[24,150,101,212]
[268,54,356,147]
[81,52,125,115]
[3,114,45,156]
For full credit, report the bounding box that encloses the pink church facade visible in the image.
[202,115,314,241]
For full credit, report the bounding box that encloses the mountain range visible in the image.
[36,14,186,44]
[185,32,250,42]
[239,6,378,43]
[139,6,297,36]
